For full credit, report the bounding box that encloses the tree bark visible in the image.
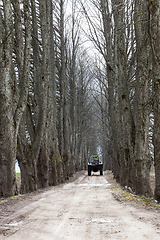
[134,0,152,197]
[150,0,160,202]
[0,0,31,197]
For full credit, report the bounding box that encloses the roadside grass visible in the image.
[0,170,83,205]
[111,184,160,208]
[0,173,55,205]
[15,172,20,176]
[0,186,55,205]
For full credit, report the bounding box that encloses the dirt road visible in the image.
[0,171,160,240]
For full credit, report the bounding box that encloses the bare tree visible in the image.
[80,0,153,197]
[17,0,63,193]
[0,0,31,197]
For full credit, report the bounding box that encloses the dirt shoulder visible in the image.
[0,171,84,225]
[0,170,160,239]
[106,171,160,232]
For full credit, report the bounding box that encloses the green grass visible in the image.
[112,184,160,208]
[15,172,20,176]
[112,184,122,191]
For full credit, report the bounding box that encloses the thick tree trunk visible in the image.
[17,147,36,194]
[0,129,16,197]
[48,0,63,185]
[0,0,31,197]
[112,0,134,187]
[34,0,51,189]
[154,87,160,201]
[0,0,15,197]
[17,120,35,193]
[134,0,152,197]
[37,142,49,189]
[150,0,160,202]
[57,0,71,180]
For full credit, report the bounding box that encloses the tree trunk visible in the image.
[0,0,31,197]
[0,1,15,197]
[134,0,152,197]
[17,136,36,194]
[48,0,63,185]
[150,0,160,202]
[112,0,134,187]
[16,0,51,193]
[37,141,49,189]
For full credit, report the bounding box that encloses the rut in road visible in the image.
[0,171,160,240]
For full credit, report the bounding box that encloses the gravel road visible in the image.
[0,171,160,240]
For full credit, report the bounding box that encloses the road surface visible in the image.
[0,171,160,239]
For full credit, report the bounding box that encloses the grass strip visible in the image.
[111,184,160,208]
